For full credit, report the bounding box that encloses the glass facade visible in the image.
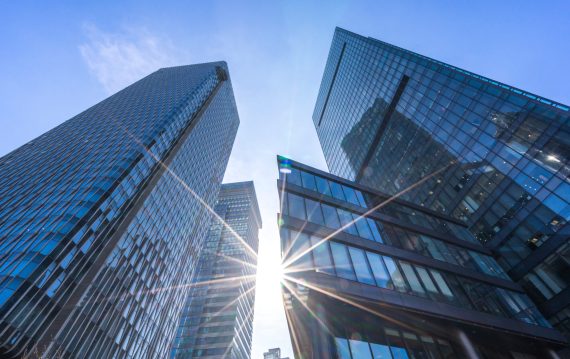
[171,182,261,359]
[313,27,570,339]
[0,63,239,357]
[278,156,566,358]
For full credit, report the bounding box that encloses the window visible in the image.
[342,185,361,206]
[367,219,383,242]
[315,176,332,196]
[330,181,346,201]
[353,214,374,241]
[287,193,306,220]
[331,243,356,280]
[383,257,408,292]
[348,247,376,285]
[366,252,392,289]
[335,338,351,359]
[301,171,317,191]
[288,230,312,271]
[305,198,325,225]
[349,340,372,358]
[370,343,392,359]
[400,262,426,296]
[322,204,341,229]
[310,236,335,276]
[338,209,358,236]
[415,267,439,297]
[430,269,453,299]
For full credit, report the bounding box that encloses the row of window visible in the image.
[335,330,457,359]
[283,192,506,278]
[283,229,549,327]
[380,223,507,279]
[282,166,368,208]
[281,164,478,243]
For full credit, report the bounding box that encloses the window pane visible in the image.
[400,262,426,296]
[385,329,409,359]
[310,236,335,276]
[366,252,393,289]
[348,247,376,285]
[356,190,368,208]
[338,209,358,236]
[383,257,408,292]
[349,340,372,359]
[370,343,393,359]
[430,269,454,299]
[368,219,383,243]
[353,213,374,241]
[288,230,313,271]
[342,185,360,206]
[315,175,332,196]
[287,193,306,219]
[301,171,317,191]
[415,266,439,296]
[287,168,302,186]
[420,236,445,261]
[331,242,356,280]
[330,181,346,201]
[390,347,409,359]
[335,337,352,359]
[322,204,341,229]
[305,198,325,225]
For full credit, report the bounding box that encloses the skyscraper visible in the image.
[0,63,239,358]
[171,181,261,359]
[277,156,567,358]
[263,347,289,359]
[313,28,570,340]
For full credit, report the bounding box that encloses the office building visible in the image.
[277,156,566,358]
[0,63,239,357]
[313,28,570,339]
[171,182,261,358]
[263,347,289,359]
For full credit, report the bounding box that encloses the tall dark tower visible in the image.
[0,63,239,357]
[313,28,570,342]
[171,181,261,358]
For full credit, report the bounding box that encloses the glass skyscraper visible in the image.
[277,156,566,358]
[171,181,261,359]
[0,63,239,358]
[313,28,570,341]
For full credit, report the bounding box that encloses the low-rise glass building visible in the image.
[277,156,566,358]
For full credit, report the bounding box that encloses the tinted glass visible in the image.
[331,243,356,280]
[335,338,352,359]
[322,204,341,228]
[310,236,335,275]
[366,252,392,289]
[287,193,306,219]
[315,175,332,196]
[349,340,373,358]
[305,198,325,225]
[348,247,376,285]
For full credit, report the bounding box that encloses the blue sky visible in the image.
[1,1,569,357]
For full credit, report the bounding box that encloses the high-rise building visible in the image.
[277,156,567,358]
[171,181,261,358]
[263,347,289,359]
[0,63,239,358]
[313,27,570,340]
